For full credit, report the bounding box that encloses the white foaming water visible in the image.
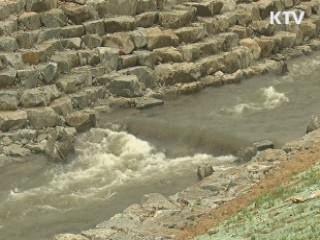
[0,129,235,220]
[222,86,289,114]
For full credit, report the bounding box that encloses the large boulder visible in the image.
[109,75,143,97]
[65,111,96,132]
[27,107,60,129]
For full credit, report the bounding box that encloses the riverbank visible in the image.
[2,0,320,166]
[54,123,320,240]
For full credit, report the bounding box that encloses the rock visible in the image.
[45,127,77,161]
[159,9,195,29]
[135,12,158,28]
[184,0,223,16]
[109,75,142,97]
[51,97,73,116]
[102,32,135,54]
[230,25,253,39]
[253,139,274,151]
[27,107,60,129]
[36,62,58,84]
[65,111,96,132]
[37,27,61,44]
[254,149,287,162]
[20,88,51,107]
[18,12,41,30]
[154,47,183,63]
[50,50,80,73]
[17,68,41,89]
[104,16,135,33]
[61,37,82,50]
[0,37,18,51]
[255,37,275,57]
[70,92,89,109]
[0,111,28,131]
[0,70,16,88]
[155,62,201,85]
[240,38,261,59]
[136,0,157,14]
[178,44,201,62]
[178,81,203,94]
[61,25,85,38]
[130,29,148,49]
[3,144,31,157]
[0,19,18,36]
[141,193,177,211]
[77,49,100,66]
[133,50,159,69]
[135,97,163,109]
[119,66,156,89]
[96,0,138,17]
[174,25,206,44]
[251,20,275,36]
[146,27,179,50]
[40,9,67,27]
[0,91,18,111]
[96,47,119,72]
[21,43,54,65]
[62,2,91,24]
[109,97,136,109]
[26,0,58,12]
[97,72,122,85]
[56,72,92,94]
[237,145,257,162]
[0,53,24,70]
[119,55,138,69]
[14,30,40,49]
[81,34,102,49]
[306,115,320,133]
[55,234,89,240]
[83,19,105,36]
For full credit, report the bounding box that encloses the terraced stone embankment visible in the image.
[1,0,320,162]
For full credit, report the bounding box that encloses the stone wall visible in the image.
[1,0,320,163]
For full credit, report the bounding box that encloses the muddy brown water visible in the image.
[1,54,320,240]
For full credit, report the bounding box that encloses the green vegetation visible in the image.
[196,163,320,240]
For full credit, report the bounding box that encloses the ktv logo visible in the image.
[270,11,305,25]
